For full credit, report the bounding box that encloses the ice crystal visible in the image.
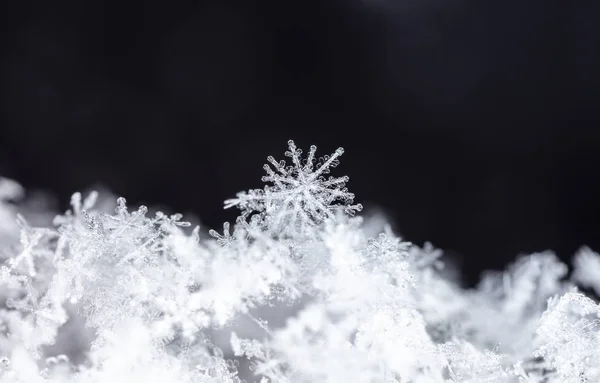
[571,246,600,297]
[0,140,599,383]
[224,140,362,237]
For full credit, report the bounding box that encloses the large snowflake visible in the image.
[224,140,362,237]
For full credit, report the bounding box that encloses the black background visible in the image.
[2,0,600,283]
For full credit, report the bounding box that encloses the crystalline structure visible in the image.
[0,140,599,383]
[224,140,362,238]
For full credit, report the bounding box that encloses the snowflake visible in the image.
[224,140,362,237]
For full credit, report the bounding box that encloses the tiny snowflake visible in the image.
[224,140,362,237]
[209,221,234,247]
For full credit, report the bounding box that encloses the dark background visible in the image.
[1,0,600,283]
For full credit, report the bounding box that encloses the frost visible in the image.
[534,292,600,382]
[0,140,599,382]
[439,341,510,382]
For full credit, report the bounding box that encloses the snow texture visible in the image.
[0,141,599,382]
